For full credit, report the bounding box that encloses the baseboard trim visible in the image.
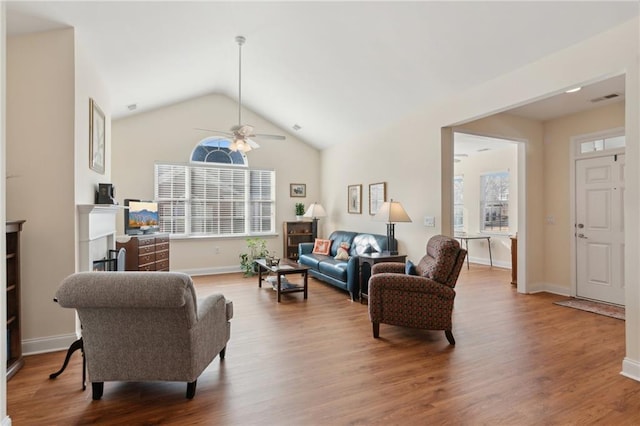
[621,357,640,382]
[22,333,78,356]
[175,265,241,276]
[529,282,570,296]
[466,257,511,269]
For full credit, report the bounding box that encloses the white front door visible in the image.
[575,154,625,305]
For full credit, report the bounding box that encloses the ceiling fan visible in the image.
[196,35,285,153]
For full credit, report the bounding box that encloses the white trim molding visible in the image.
[621,357,640,382]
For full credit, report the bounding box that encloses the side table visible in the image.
[359,252,407,303]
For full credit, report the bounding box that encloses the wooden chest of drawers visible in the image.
[116,234,170,271]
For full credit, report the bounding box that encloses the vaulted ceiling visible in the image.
[6,1,638,149]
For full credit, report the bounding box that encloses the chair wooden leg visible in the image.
[186,380,197,399]
[445,330,455,345]
[372,322,380,338]
[92,382,104,400]
[220,346,226,360]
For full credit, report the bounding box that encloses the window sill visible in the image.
[169,233,279,241]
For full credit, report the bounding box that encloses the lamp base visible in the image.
[388,250,399,255]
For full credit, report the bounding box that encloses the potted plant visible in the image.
[295,203,305,221]
[239,237,269,277]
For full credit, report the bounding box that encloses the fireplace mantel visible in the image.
[77,204,122,272]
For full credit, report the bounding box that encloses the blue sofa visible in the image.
[298,230,391,300]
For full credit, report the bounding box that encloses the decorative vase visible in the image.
[296,215,304,221]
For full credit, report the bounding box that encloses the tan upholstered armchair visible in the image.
[368,235,466,345]
[55,271,232,399]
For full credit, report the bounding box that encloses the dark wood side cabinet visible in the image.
[6,220,25,379]
[283,221,314,260]
[116,234,170,271]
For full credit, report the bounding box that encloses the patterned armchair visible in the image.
[368,235,466,344]
[55,271,233,399]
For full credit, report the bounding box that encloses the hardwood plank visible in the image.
[7,266,640,424]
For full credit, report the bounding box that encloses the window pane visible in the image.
[155,162,274,237]
[480,172,509,232]
[605,135,625,150]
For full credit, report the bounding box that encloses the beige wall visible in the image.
[454,114,545,287]
[453,142,518,268]
[111,93,321,273]
[6,28,111,355]
[1,3,7,421]
[321,18,640,377]
[7,29,77,345]
[542,101,625,292]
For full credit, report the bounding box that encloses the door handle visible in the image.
[577,233,588,239]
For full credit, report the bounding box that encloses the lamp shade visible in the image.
[373,199,412,223]
[303,203,327,219]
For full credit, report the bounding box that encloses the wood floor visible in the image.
[7,265,640,425]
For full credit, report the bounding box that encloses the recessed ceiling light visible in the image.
[127,104,137,111]
[454,153,468,157]
[292,124,302,131]
[565,87,582,93]
[477,148,491,152]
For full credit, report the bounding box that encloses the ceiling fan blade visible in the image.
[254,133,286,140]
[194,128,234,137]
[245,138,260,149]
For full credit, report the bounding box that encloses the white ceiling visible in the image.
[6,1,638,150]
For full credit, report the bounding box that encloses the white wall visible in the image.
[111,93,321,273]
[321,18,640,379]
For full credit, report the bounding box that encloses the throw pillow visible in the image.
[334,242,350,260]
[312,238,331,255]
[405,260,417,275]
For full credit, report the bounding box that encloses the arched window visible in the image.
[190,137,247,166]
[154,136,275,237]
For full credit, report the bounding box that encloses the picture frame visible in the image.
[89,98,106,174]
[347,184,362,214]
[290,183,306,198]
[369,182,387,215]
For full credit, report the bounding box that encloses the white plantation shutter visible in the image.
[155,164,187,234]
[250,170,275,233]
[155,163,274,237]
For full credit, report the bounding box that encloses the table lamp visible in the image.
[303,202,327,239]
[373,199,412,255]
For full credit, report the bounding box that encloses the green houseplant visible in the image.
[239,237,269,277]
[295,203,305,220]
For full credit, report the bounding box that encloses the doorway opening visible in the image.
[453,132,520,273]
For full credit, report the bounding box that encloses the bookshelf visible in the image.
[6,220,25,380]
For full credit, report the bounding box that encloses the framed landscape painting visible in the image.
[347,184,362,214]
[369,182,386,215]
[89,98,106,174]
[290,183,306,197]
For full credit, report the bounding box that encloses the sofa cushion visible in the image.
[334,242,350,260]
[328,231,358,257]
[318,259,349,282]
[350,233,388,256]
[312,238,331,255]
[298,253,327,269]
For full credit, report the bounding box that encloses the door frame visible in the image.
[447,128,528,294]
[569,126,625,299]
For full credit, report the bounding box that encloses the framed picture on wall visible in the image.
[369,182,386,215]
[347,184,362,214]
[89,98,106,174]
[290,183,306,197]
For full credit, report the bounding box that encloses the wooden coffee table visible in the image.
[256,258,310,303]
